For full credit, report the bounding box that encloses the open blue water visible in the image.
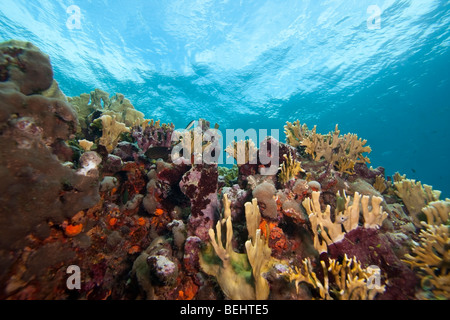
[1,0,449,196]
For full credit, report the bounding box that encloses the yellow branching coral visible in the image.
[421,199,450,226]
[402,199,449,299]
[278,153,304,184]
[403,223,449,299]
[225,139,258,165]
[244,199,272,300]
[95,91,145,127]
[340,132,372,164]
[284,121,371,174]
[361,194,388,229]
[98,115,130,153]
[336,190,362,233]
[284,120,310,148]
[285,255,385,300]
[394,178,441,226]
[141,119,174,131]
[373,175,387,194]
[302,191,387,253]
[302,191,345,254]
[301,125,341,163]
[286,257,331,299]
[69,89,145,132]
[199,195,272,300]
[335,157,355,175]
[393,172,406,182]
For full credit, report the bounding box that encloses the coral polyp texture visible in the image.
[0,40,448,300]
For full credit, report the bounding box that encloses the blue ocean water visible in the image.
[0,0,449,196]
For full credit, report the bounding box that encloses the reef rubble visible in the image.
[0,40,448,300]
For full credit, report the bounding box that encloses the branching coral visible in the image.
[361,194,389,229]
[394,178,441,226]
[302,191,387,253]
[285,255,385,300]
[301,124,341,163]
[335,157,356,175]
[132,119,174,152]
[244,198,272,300]
[403,223,449,299]
[278,153,304,184]
[69,89,145,136]
[200,194,255,300]
[339,132,372,165]
[284,120,310,148]
[199,195,272,300]
[336,190,362,233]
[78,139,93,151]
[171,120,219,165]
[97,115,130,153]
[302,191,346,253]
[422,199,450,226]
[403,199,449,299]
[373,175,387,194]
[284,120,371,174]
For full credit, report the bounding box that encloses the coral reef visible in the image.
[0,41,448,301]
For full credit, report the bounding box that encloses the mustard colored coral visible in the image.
[199,195,272,300]
[361,194,388,229]
[394,178,441,226]
[285,255,385,300]
[302,191,387,253]
[78,139,94,151]
[421,199,450,226]
[278,153,304,184]
[98,115,130,153]
[284,120,371,174]
[302,191,345,253]
[403,198,449,299]
[284,120,310,148]
[244,198,272,300]
[403,223,449,299]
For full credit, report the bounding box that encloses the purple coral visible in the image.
[221,185,251,221]
[132,122,174,153]
[327,228,418,300]
[112,141,140,162]
[179,164,219,241]
[183,236,203,275]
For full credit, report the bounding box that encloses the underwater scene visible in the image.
[0,0,449,302]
